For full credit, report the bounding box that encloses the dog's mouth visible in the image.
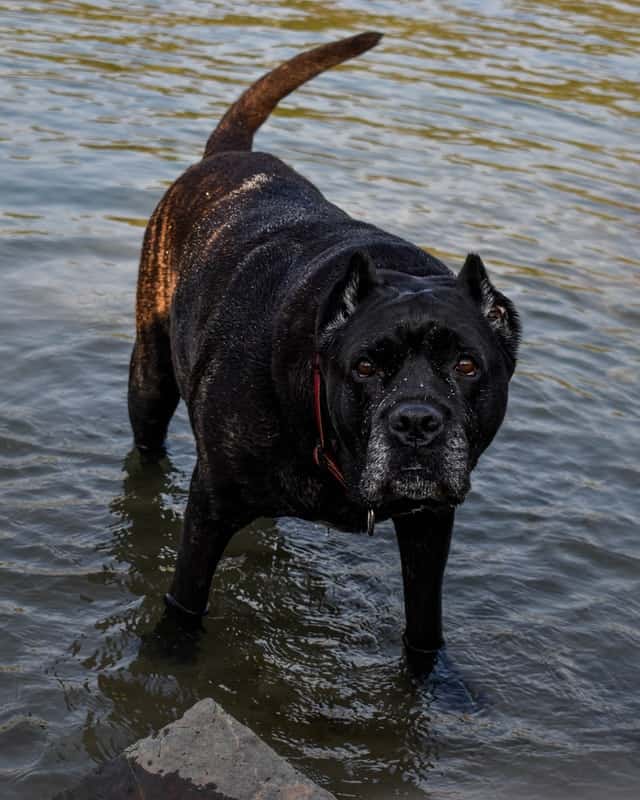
[357,468,470,521]
[371,476,467,520]
[390,468,469,504]
[359,450,470,509]
[357,423,471,512]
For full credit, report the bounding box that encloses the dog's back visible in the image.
[128,34,387,452]
[130,33,432,451]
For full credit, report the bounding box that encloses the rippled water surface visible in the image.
[1,1,639,798]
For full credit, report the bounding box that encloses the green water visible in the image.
[1,1,639,798]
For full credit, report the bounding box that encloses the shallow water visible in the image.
[1,1,639,798]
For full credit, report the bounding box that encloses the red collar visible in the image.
[312,355,376,536]
[312,354,346,488]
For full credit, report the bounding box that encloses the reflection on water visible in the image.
[92,453,481,793]
[0,1,639,798]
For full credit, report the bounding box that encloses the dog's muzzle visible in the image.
[387,401,445,448]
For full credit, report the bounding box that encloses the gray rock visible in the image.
[55,698,336,800]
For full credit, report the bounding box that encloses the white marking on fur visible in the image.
[359,425,392,503]
[322,310,348,340]
[342,270,360,316]
[198,173,273,253]
[220,172,272,205]
[480,277,495,318]
[360,420,470,505]
[322,269,361,340]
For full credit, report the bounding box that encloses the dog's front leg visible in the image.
[393,508,454,658]
[166,460,244,618]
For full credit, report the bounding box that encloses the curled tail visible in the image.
[204,31,383,158]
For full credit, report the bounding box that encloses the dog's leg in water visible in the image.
[165,461,243,618]
[393,508,454,666]
[128,320,179,456]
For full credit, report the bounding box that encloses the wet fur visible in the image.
[128,33,520,658]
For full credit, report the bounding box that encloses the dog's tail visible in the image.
[204,32,382,158]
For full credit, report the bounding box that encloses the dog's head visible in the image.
[315,251,520,514]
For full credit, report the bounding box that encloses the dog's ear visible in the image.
[457,253,521,367]
[317,251,379,344]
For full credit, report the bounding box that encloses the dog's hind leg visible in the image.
[128,204,180,454]
[128,320,179,453]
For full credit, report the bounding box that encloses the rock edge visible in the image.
[54,697,336,800]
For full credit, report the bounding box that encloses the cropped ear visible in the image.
[316,251,379,344]
[457,253,521,367]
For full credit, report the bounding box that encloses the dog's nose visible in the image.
[388,402,444,446]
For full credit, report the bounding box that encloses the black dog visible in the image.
[128,33,520,658]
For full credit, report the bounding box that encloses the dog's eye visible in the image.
[354,358,376,378]
[455,356,479,377]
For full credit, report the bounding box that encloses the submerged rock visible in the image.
[55,698,336,800]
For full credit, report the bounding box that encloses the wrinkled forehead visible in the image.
[345,282,486,350]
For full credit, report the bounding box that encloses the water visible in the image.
[1,1,638,798]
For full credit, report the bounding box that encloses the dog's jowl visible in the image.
[128,32,520,659]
